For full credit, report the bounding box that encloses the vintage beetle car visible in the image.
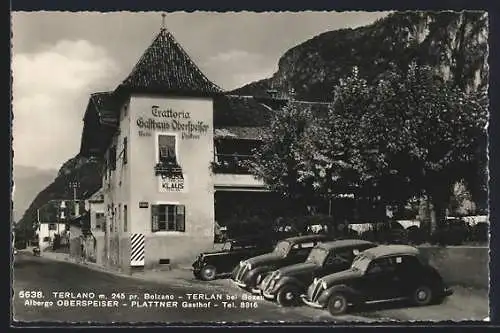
[192,238,275,281]
[301,245,453,315]
[231,234,334,292]
[259,239,376,306]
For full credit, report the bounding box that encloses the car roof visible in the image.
[363,245,420,259]
[316,239,375,251]
[284,234,331,243]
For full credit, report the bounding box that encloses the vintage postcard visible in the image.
[11,10,490,324]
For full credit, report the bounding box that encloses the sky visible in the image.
[12,11,390,170]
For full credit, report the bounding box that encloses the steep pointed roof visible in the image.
[116,28,222,97]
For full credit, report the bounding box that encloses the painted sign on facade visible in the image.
[137,105,210,140]
[158,175,187,193]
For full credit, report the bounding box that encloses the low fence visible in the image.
[417,245,489,290]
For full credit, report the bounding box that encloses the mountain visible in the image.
[13,165,58,222]
[231,11,488,101]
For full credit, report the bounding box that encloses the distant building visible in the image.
[37,221,67,249]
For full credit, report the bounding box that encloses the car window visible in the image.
[395,255,421,271]
[324,254,337,266]
[366,258,396,274]
[336,248,355,262]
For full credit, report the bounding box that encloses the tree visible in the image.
[248,64,487,235]
[359,63,488,232]
[246,101,316,214]
[297,67,371,198]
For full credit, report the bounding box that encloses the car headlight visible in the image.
[321,281,328,289]
[246,263,252,270]
[240,261,246,266]
[313,277,318,284]
[256,274,263,284]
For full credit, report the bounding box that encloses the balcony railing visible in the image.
[212,154,252,174]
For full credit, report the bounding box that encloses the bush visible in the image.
[407,226,425,245]
[431,221,470,246]
[471,222,489,243]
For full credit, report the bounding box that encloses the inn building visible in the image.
[78,25,334,272]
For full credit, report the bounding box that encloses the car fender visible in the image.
[243,266,273,284]
[274,276,306,292]
[318,284,363,305]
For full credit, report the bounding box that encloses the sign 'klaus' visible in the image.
[160,175,185,192]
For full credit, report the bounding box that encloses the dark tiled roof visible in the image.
[117,28,222,96]
[89,92,119,126]
[213,94,276,127]
[79,92,119,157]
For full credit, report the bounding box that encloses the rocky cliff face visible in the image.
[232,11,488,101]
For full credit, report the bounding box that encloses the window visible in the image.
[123,137,128,165]
[118,204,122,224]
[95,213,105,230]
[48,223,57,231]
[158,135,177,164]
[109,146,117,170]
[124,205,128,232]
[151,204,185,232]
[367,257,396,274]
[336,248,356,263]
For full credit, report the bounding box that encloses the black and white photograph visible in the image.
[11,10,490,324]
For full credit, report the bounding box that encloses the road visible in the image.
[12,252,488,324]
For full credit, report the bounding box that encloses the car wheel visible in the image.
[411,285,433,306]
[327,292,348,315]
[200,266,217,281]
[276,285,300,307]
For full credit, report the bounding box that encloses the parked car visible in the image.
[301,245,453,315]
[258,239,377,306]
[192,238,275,281]
[231,234,334,292]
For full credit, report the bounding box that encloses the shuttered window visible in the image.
[151,204,185,232]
